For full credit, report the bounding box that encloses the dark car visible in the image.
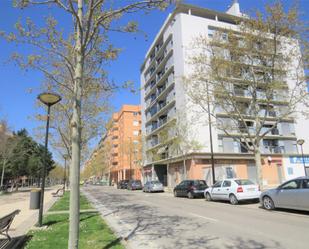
[128,180,143,190]
[117,180,129,189]
[174,180,208,199]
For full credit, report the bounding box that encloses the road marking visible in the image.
[188,212,218,222]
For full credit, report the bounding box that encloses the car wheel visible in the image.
[205,192,212,201]
[229,194,238,205]
[263,196,275,210]
[187,191,194,199]
[174,190,178,197]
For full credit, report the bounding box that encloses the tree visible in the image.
[184,1,308,188]
[119,135,142,180]
[0,120,15,189]
[1,128,55,190]
[169,114,202,180]
[6,1,171,247]
[48,164,65,185]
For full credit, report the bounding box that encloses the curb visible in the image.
[81,189,134,249]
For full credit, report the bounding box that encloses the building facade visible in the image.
[140,2,309,188]
[109,105,142,183]
[84,105,142,184]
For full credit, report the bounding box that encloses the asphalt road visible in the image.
[83,186,309,249]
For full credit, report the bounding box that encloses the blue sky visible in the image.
[0,0,308,141]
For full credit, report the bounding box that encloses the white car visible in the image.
[204,179,261,205]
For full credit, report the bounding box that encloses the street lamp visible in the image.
[37,92,61,227]
[63,154,69,191]
[206,82,216,184]
[129,137,132,181]
[297,139,307,176]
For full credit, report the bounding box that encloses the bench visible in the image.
[0,210,20,240]
[52,187,65,197]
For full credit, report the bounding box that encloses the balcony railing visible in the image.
[263,146,284,154]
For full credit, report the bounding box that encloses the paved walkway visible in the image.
[0,186,60,239]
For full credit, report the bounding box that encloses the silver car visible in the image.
[260,177,309,211]
[143,180,164,193]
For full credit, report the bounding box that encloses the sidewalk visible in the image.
[0,186,60,238]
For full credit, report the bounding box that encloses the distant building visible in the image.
[85,105,142,184]
[140,2,308,188]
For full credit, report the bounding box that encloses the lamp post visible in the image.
[63,154,69,191]
[129,137,132,181]
[297,139,307,176]
[37,92,61,227]
[206,82,216,184]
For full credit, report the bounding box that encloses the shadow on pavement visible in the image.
[86,187,286,249]
[267,208,309,216]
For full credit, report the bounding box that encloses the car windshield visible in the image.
[235,179,255,185]
[151,181,161,184]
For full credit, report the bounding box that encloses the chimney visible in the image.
[226,0,242,17]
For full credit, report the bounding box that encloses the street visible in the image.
[83,185,309,249]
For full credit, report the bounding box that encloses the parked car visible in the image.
[204,179,260,205]
[127,180,143,190]
[143,180,164,193]
[174,180,208,199]
[260,177,309,211]
[117,180,129,189]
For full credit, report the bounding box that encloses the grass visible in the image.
[22,192,124,249]
[49,191,92,211]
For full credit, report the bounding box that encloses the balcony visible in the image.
[145,75,175,111]
[263,146,285,154]
[158,100,167,111]
[234,88,250,97]
[145,66,174,100]
[157,84,166,95]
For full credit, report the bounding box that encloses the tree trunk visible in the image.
[183,157,187,180]
[254,148,263,189]
[1,159,6,188]
[68,1,83,248]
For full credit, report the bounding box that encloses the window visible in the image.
[194,180,207,186]
[133,121,139,126]
[226,167,236,179]
[302,179,309,189]
[213,181,222,188]
[222,180,231,187]
[208,27,215,38]
[179,181,186,186]
[235,179,254,185]
[280,180,300,190]
[133,130,139,136]
[133,140,139,144]
[133,112,138,116]
[287,167,294,175]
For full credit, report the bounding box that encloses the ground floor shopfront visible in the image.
[143,153,309,189]
[110,168,142,185]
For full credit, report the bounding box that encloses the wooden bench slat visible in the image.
[0,210,20,241]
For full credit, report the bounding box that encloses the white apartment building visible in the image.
[140,1,309,187]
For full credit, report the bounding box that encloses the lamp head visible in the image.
[297,139,305,146]
[63,154,70,160]
[38,92,61,106]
